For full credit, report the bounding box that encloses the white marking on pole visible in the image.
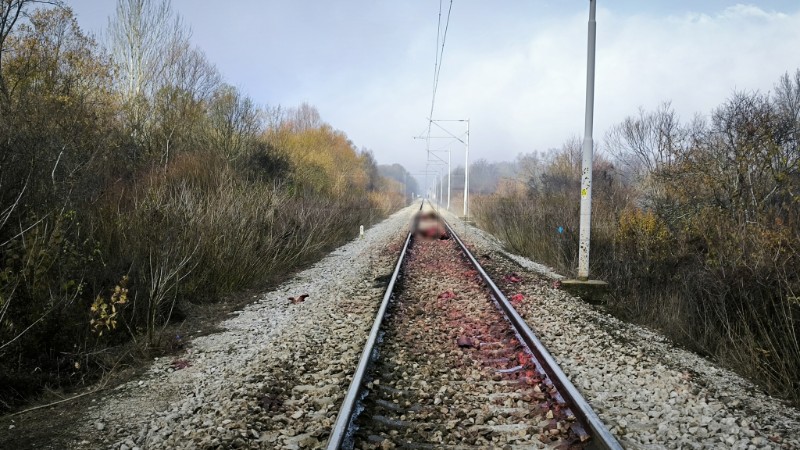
[578,0,597,280]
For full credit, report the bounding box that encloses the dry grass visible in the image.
[92,153,389,347]
[0,151,399,411]
[474,192,800,405]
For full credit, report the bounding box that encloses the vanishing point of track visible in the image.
[326,202,622,449]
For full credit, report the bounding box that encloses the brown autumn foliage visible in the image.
[475,75,800,404]
[0,3,407,410]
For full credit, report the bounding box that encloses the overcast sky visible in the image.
[68,1,800,175]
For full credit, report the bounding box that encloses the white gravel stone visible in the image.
[73,204,799,449]
[75,205,419,449]
[443,210,800,450]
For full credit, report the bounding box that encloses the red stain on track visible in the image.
[504,273,523,283]
[404,233,585,447]
[437,291,456,300]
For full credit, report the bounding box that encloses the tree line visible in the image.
[0,0,408,410]
[474,70,800,404]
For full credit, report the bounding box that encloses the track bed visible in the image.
[332,210,617,450]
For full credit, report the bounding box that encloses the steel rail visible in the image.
[325,201,423,449]
[441,214,624,450]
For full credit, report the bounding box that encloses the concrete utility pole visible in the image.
[420,119,469,216]
[562,0,607,301]
[439,172,443,209]
[577,0,596,280]
[447,148,451,210]
[428,148,451,210]
[403,171,408,204]
[463,118,470,218]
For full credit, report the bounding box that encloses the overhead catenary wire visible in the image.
[431,0,454,116]
[416,0,463,214]
[429,0,443,127]
[426,0,454,142]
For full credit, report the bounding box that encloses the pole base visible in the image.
[560,278,609,305]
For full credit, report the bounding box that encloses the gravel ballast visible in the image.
[441,209,800,450]
[75,205,418,450]
[352,213,587,448]
[72,202,800,449]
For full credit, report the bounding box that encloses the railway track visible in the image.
[327,202,622,450]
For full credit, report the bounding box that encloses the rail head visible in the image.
[326,200,422,449]
[327,200,621,450]
[441,215,624,450]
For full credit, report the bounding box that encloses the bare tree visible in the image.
[107,0,189,136]
[773,70,800,178]
[705,90,785,221]
[162,42,220,101]
[515,152,543,192]
[606,102,684,183]
[285,102,322,132]
[107,0,186,100]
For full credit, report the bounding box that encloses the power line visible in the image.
[418,0,465,215]
[431,0,453,118]
[429,0,443,126]
[427,0,454,138]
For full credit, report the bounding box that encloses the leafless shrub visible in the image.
[476,70,800,403]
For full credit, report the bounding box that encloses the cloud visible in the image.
[65,1,800,176]
[317,4,800,174]
[720,4,784,20]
